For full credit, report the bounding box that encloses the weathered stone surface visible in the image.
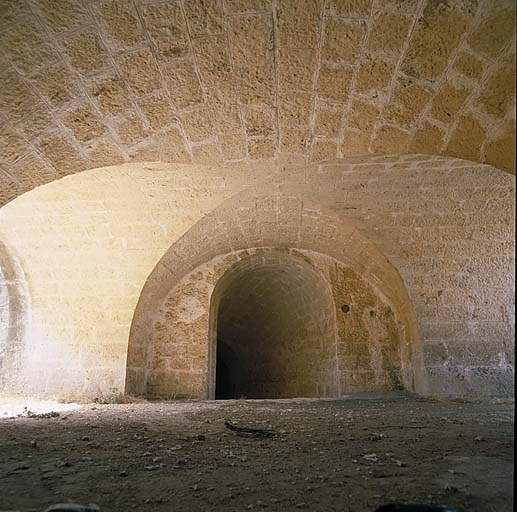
[118,49,162,97]
[468,2,516,59]
[372,125,411,153]
[403,0,472,81]
[142,2,190,61]
[484,121,516,174]
[314,107,343,138]
[86,139,125,169]
[0,67,39,124]
[115,114,147,147]
[278,48,317,92]
[62,102,106,143]
[431,82,471,124]
[385,79,433,128]
[162,60,204,109]
[35,131,87,176]
[410,121,444,154]
[0,16,58,74]
[89,72,133,117]
[29,62,78,108]
[321,18,365,63]
[243,107,276,138]
[34,0,89,33]
[354,55,395,96]
[0,0,515,202]
[368,12,412,56]
[445,114,486,162]
[94,0,145,48]
[61,28,109,76]
[348,101,380,132]
[181,108,214,143]
[0,124,31,165]
[317,64,353,103]
[138,93,178,131]
[248,139,276,160]
[277,0,321,48]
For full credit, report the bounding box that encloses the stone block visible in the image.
[321,17,365,63]
[0,67,39,124]
[410,121,444,154]
[61,28,109,76]
[402,0,470,81]
[278,91,312,127]
[348,100,380,132]
[317,63,353,103]
[118,49,162,97]
[36,131,87,176]
[29,62,78,108]
[34,0,89,33]
[478,55,515,118]
[314,107,343,138]
[430,82,471,124]
[468,3,516,59]
[248,139,277,160]
[181,107,214,143]
[280,127,309,154]
[142,2,190,61]
[62,102,106,143]
[310,140,338,161]
[325,0,371,17]
[243,107,276,138]
[367,12,411,56]
[162,59,204,110]
[354,54,395,96]
[0,123,32,165]
[0,16,58,74]
[115,114,147,146]
[276,0,321,48]
[138,92,178,131]
[484,121,516,174]
[371,125,411,154]
[89,71,133,116]
[445,114,486,163]
[278,48,317,92]
[384,78,433,128]
[86,139,126,169]
[184,0,224,37]
[341,130,370,156]
[94,0,145,49]
[453,51,485,80]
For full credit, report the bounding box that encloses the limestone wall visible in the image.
[0,162,261,398]
[1,0,515,207]
[140,248,408,399]
[0,155,514,399]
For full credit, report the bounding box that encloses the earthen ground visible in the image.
[0,393,513,512]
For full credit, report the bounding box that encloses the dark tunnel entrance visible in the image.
[209,251,338,400]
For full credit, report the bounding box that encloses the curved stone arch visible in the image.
[0,240,30,393]
[207,249,339,400]
[126,188,427,397]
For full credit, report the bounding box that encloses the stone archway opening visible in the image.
[208,252,338,400]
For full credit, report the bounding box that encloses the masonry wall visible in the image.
[0,162,261,398]
[142,248,407,399]
[0,155,514,399]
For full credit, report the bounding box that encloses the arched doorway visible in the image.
[208,252,338,399]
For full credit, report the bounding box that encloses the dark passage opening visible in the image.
[211,252,337,400]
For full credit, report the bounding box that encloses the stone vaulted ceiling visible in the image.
[0,0,515,206]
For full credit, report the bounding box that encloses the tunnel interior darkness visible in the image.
[210,252,338,399]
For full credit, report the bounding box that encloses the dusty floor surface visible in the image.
[0,393,514,512]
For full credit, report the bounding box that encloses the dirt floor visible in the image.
[0,393,514,512]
